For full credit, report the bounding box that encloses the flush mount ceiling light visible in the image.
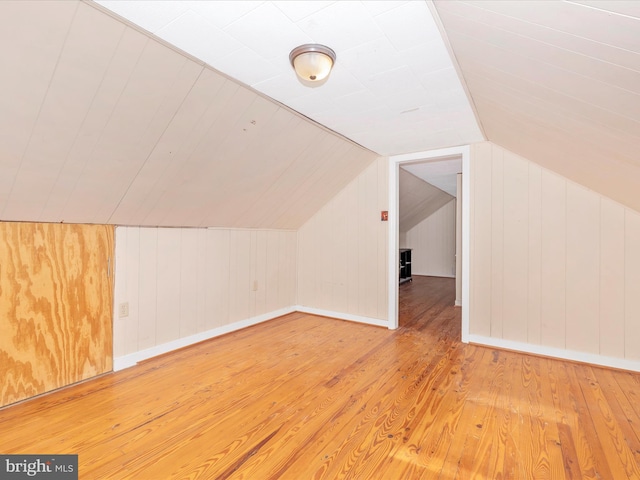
[289,44,336,84]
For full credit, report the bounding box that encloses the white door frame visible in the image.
[387,145,470,343]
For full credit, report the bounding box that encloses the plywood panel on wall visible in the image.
[470,141,640,367]
[0,222,114,407]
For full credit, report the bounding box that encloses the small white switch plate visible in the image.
[252,280,258,291]
[118,302,129,318]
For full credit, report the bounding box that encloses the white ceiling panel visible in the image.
[95,0,484,156]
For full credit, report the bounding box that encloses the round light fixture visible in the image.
[289,44,336,83]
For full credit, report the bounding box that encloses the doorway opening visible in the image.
[388,146,470,342]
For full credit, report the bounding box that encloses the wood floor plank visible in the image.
[0,276,639,479]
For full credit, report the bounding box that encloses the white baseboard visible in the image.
[294,305,389,328]
[467,334,640,373]
[113,307,295,371]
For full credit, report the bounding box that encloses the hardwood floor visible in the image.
[1,276,640,479]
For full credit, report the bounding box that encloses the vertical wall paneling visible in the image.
[490,144,504,338]
[600,198,625,357]
[230,230,251,324]
[137,227,158,350]
[207,229,230,330]
[297,157,388,322]
[265,231,279,314]
[345,182,360,316]
[470,141,640,370]
[254,230,268,317]
[0,222,114,407]
[470,143,492,336]
[377,157,389,317]
[540,170,567,349]
[179,228,198,337]
[565,183,600,354]
[113,226,296,366]
[502,150,529,342]
[332,189,349,314]
[405,200,456,278]
[120,227,141,356]
[195,229,208,334]
[527,163,542,344]
[625,210,640,360]
[358,161,378,319]
[156,228,181,344]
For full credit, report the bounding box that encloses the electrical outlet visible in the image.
[252,280,258,292]
[118,302,129,318]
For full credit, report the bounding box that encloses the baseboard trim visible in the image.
[467,334,640,373]
[113,307,296,371]
[295,306,389,328]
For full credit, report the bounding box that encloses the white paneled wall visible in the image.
[297,157,388,324]
[470,142,640,370]
[114,227,296,368]
[404,200,456,278]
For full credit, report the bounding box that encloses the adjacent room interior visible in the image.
[1,1,639,478]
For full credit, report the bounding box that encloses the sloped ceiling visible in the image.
[434,0,640,212]
[0,1,377,228]
[95,0,484,156]
[399,168,453,233]
[2,0,638,228]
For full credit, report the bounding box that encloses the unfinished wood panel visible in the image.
[566,183,600,354]
[0,222,113,407]
[600,198,625,357]
[297,157,388,321]
[626,210,640,361]
[502,150,529,342]
[470,142,492,336]
[528,162,542,344]
[540,169,567,349]
[490,144,504,338]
